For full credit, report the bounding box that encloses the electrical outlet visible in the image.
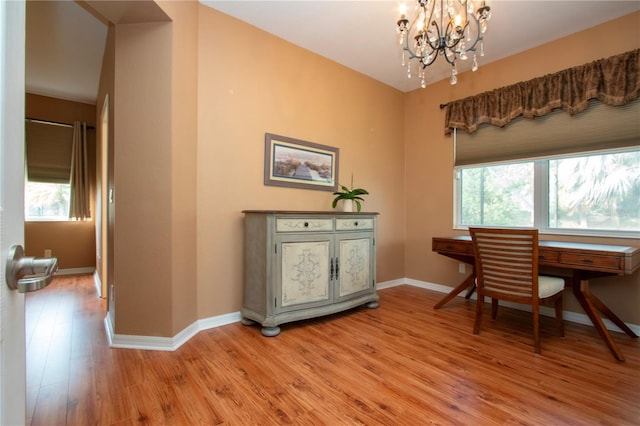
[458,263,466,274]
[44,249,52,258]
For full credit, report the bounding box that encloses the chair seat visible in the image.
[539,275,565,298]
[473,276,565,299]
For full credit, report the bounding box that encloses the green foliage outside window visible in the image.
[460,163,533,227]
[26,182,70,220]
[457,150,640,233]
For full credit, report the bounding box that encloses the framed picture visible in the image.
[264,133,339,191]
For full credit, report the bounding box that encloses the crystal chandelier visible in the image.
[397,0,491,88]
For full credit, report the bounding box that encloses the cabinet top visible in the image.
[242,210,379,215]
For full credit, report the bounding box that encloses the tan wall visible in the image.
[196,7,406,318]
[88,3,640,340]
[24,94,96,269]
[25,221,96,269]
[96,23,115,308]
[405,12,640,324]
[113,21,174,336]
[89,0,199,338]
[159,0,199,336]
[84,0,194,337]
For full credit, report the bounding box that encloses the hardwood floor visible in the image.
[26,274,640,425]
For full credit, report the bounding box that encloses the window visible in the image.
[453,98,640,237]
[25,182,71,220]
[548,151,640,232]
[455,149,640,237]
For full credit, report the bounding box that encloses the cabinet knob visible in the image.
[304,222,309,227]
[354,221,359,226]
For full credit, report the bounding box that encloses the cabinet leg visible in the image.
[366,301,379,309]
[261,326,281,337]
[240,317,256,326]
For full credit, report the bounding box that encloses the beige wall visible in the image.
[87,3,639,340]
[96,23,115,313]
[160,0,199,336]
[196,7,406,319]
[88,0,199,338]
[24,94,96,270]
[405,12,640,324]
[113,21,175,336]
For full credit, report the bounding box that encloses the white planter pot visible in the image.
[342,199,354,212]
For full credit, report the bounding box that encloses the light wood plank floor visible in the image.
[26,274,639,425]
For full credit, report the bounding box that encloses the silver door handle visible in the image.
[6,245,58,293]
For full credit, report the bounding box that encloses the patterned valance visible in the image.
[444,49,640,135]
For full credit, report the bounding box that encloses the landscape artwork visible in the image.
[264,133,339,191]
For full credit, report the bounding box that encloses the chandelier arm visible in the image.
[456,20,483,52]
[401,5,429,60]
[442,47,457,66]
[442,22,462,50]
[420,0,440,51]
[421,49,440,67]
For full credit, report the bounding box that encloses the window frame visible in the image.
[453,148,640,239]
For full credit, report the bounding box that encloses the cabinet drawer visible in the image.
[336,218,374,231]
[276,218,333,232]
[558,253,622,271]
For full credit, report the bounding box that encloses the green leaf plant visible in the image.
[332,174,369,212]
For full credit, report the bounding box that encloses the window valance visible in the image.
[444,49,640,135]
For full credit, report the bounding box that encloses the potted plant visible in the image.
[332,175,369,212]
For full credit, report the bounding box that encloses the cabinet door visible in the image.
[277,236,332,311]
[336,233,373,299]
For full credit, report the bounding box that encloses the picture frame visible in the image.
[264,133,339,191]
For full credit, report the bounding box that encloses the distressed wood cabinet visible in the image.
[241,211,379,336]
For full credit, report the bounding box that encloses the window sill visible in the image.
[453,225,640,240]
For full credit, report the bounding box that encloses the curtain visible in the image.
[444,49,640,135]
[69,121,90,220]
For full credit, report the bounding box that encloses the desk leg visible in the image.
[434,273,476,310]
[464,284,477,299]
[572,277,629,362]
[588,294,638,338]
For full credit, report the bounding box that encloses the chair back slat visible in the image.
[470,228,539,302]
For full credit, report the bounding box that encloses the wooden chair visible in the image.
[469,227,565,354]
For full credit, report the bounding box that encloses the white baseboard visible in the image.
[106,310,244,352]
[103,277,640,351]
[394,278,640,336]
[93,270,102,298]
[198,311,243,331]
[376,278,406,290]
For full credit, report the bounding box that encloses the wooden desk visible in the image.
[432,235,640,361]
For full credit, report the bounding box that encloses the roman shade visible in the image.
[454,98,640,166]
[25,120,74,183]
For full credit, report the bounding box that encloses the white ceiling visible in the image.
[26,1,108,105]
[25,1,640,104]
